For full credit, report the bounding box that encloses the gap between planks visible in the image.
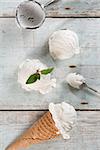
[0,109,100,111]
[0,16,100,18]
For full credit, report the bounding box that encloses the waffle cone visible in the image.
[6,111,60,150]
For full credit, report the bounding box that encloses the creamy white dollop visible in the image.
[49,29,80,60]
[49,102,77,139]
[18,59,56,94]
[66,73,85,89]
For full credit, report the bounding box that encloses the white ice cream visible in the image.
[66,73,85,89]
[18,59,56,94]
[49,102,77,139]
[49,29,80,60]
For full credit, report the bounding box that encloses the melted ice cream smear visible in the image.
[18,59,56,94]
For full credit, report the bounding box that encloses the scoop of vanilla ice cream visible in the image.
[49,102,77,139]
[66,73,85,89]
[18,59,56,94]
[49,29,80,60]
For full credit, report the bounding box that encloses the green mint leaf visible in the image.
[37,73,40,80]
[26,73,38,84]
[41,67,54,75]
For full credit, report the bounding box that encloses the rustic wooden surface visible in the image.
[0,0,100,17]
[1,18,100,110]
[1,111,100,150]
[0,0,100,149]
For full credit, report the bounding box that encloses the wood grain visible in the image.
[0,0,100,17]
[0,0,99,149]
[0,18,100,110]
[1,111,100,150]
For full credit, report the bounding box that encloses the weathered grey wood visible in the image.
[1,111,100,150]
[0,18,100,110]
[0,0,100,17]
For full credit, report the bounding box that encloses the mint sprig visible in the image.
[26,73,40,84]
[26,67,54,84]
[41,67,54,75]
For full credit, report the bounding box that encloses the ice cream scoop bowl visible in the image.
[16,0,58,29]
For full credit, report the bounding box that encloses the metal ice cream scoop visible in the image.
[66,72,100,95]
[16,0,59,29]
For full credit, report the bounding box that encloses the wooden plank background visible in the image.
[0,0,100,17]
[0,0,100,150]
[1,111,100,150]
[0,18,100,109]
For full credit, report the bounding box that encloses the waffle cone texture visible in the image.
[6,111,60,150]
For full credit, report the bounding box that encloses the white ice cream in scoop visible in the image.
[66,73,85,89]
[49,102,77,139]
[49,29,80,60]
[18,59,56,94]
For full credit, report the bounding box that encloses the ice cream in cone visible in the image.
[6,102,77,150]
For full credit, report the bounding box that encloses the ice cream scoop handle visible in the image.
[86,84,100,94]
[44,0,59,8]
